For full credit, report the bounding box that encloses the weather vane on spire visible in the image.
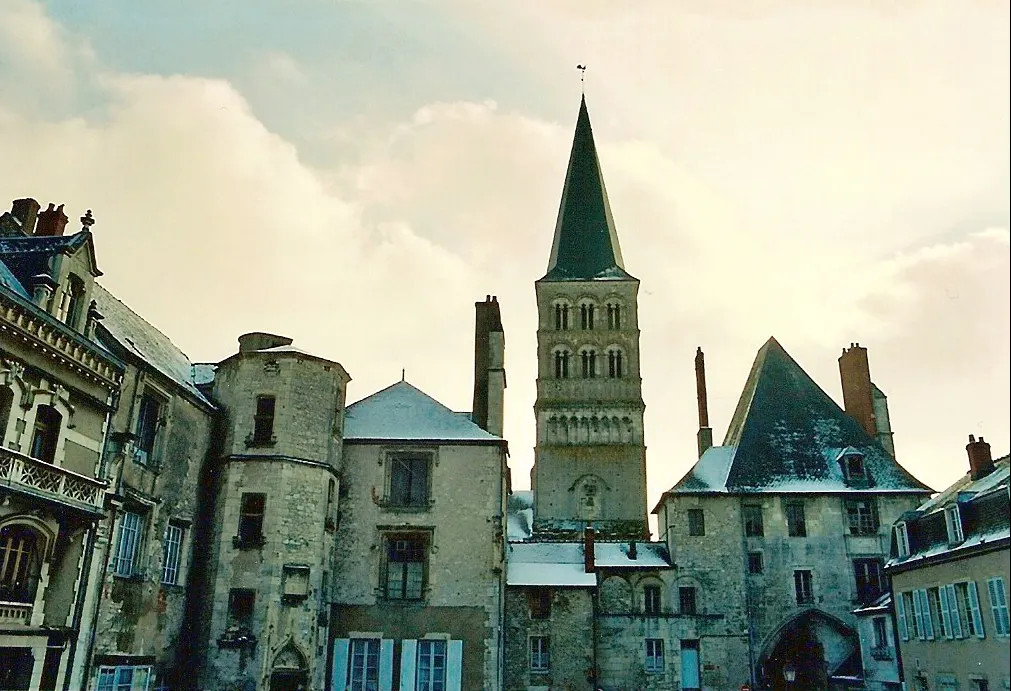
[576,64,586,93]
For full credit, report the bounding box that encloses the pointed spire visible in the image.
[544,96,631,281]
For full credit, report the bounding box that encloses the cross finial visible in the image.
[80,209,95,230]
[576,64,586,92]
[401,368,405,382]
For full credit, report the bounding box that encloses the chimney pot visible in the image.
[966,434,994,481]
[583,527,595,573]
[34,202,70,237]
[10,198,41,235]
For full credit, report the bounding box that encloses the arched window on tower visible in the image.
[607,302,621,330]
[581,349,596,378]
[608,349,624,378]
[553,349,570,379]
[580,303,595,330]
[0,525,43,604]
[554,303,570,331]
[29,405,61,464]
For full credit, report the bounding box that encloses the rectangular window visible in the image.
[747,552,764,574]
[872,616,889,648]
[943,584,964,638]
[161,523,184,585]
[529,636,549,673]
[282,564,310,601]
[529,587,552,619]
[348,638,380,691]
[987,576,1010,636]
[853,559,884,603]
[96,666,152,691]
[679,586,697,615]
[388,455,430,507]
[945,505,964,543]
[645,639,664,674]
[845,499,879,535]
[417,639,447,691]
[687,509,705,536]
[956,581,985,638]
[134,393,162,464]
[384,534,426,600]
[914,588,935,640]
[743,505,764,537]
[644,584,662,615]
[928,587,947,638]
[228,588,255,628]
[252,395,275,445]
[113,511,143,577]
[896,591,916,640]
[844,455,867,485]
[785,501,807,537]
[895,523,910,557]
[794,570,814,605]
[237,493,266,547]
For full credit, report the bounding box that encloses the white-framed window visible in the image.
[417,639,447,691]
[987,576,1010,636]
[944,505,964,543]
[643,584,662,615]
[895,522,910,557]
[96,665,152,691]
[895,591,915,641]
[943,584,964,638]
[645,638,664,673]
[529,636,549,672]
[348,638,380,691]
[955,581,985,638]
[913,589,935,640]
[161,523,184,585]
[113,511,144,577]
[383,533,427,600]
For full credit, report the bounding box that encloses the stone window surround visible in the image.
[378,447,439,512]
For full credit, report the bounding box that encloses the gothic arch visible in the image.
[599,574,633,613]
[271,639,308,670]
[0,514,58,560]
[757,608,857,691]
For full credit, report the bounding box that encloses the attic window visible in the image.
[944,505,964,544]
[895,522,910,558]
[841,453,869,487]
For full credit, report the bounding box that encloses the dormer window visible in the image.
[944,505,964,544]
[895,522,910,558]
[838,449,870,488]
[60,274,86,330]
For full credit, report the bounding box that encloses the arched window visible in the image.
[608,349,624,378]
[0,387,13,447]
[0,525,43,604]
[553,349,570,379]
[553,303,570,331]
[29,405,61,464]
[581,349,597,378]
[606,302,621,330]
[580,303,595,330]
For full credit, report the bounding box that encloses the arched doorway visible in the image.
[758,609,858,691]
[269,642,308,691]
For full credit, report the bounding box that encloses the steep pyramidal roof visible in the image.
[664,337,932,496]
[543,96,632,281]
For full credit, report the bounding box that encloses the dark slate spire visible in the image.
[543,96,632,281]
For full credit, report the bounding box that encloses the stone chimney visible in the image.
[34,203,69,237]
[10,198,40,235]
[839,343,876,438]
[471,295,506,436]
[695,347,713,458]
[238,332,294,353]
[966,435,994,481]
[583,526,595,573]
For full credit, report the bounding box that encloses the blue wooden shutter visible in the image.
[895,592,908,641]
[446,640,463,691]
[379,639,394,691]
[968,582,985,638]
[945,585,963,638]
[400,639,417,691]
[331,639,350,691]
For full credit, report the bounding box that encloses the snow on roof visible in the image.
[853,592,891,616]
[254,343,315,356]
[191,363,217,387]
[593,541,671,568]
[507,491,534,541]
[343,380,503,443]
[506,542,596,587]
[669,446,735,493]
[886,524,1010,569]
[93,284,213,407]
[918,460,1010,514]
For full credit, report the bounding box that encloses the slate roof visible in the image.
[0,231,101,285]
[660,337,932,500]
[343,380,504,444]
[93,283,214,408]
[506,540,671,586]
[0,259,29,298]
[542,96,633,282]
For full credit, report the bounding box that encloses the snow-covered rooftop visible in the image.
[343,380,503,443]
[593,541,671,568]
[507,491,534,541]
[506,542,596,587]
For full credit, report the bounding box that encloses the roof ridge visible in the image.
[95,283,192,365]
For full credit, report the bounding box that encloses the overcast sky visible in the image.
[2,0,1008,521]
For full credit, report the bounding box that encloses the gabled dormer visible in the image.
[837,446,872,488]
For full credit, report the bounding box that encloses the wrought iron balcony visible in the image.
[0,447,106,514]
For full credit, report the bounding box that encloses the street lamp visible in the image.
[783,662,797,691]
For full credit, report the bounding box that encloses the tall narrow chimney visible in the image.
[695,347,713,458]
[472,295,506,436]
[10,198,40,235]
[839,343,876,438]
[34,203,69,237]
[966,435,994,481]
[583,526,595,573]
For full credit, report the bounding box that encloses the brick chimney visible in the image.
[839,343,876,438]
[34,203,69,237]
[10,198,40,235]
[966,435,994,481]
[583,526,595,573]
[471,295,506,436]
[695,347,713,458]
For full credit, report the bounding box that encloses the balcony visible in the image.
[870,646,894,661]
[0,447,106,514]
[0,601,32,626]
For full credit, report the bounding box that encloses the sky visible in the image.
[2,0,1008,525]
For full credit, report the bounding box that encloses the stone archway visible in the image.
[757,609,858,691]
[269,641,308,691]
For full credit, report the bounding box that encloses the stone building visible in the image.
[885,437,1010,691]
[654,339,933,690]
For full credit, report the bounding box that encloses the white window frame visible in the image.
[348,638,380,691]
[96,665,153,691]
[895,523,910,557]
[944,505,964,543]
[645,638,664,674]
[161,523,184,585]
[529,636,549,673]
[895,591,910,641]
[417,639,447,691]
[987,576,1010,636]
[944,584,964,638]
[113,511,144,577]
[956,581,986,638]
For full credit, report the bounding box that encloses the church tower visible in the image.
[532,96,648,538]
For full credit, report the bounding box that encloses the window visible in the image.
[0,525,43,603]
[645,639,664,673]
[607,349,624,378]
[228,588,255,628]
[872,616,889,649]
[388,454,430,508]
[554,303,570,331]
[743,505,764,537]
[0,387,13,446]
[417,639,447,691]
[785,501,807,537]
[747,552,764,574]
[955,581,985,638]
[529,587,552,619]
[853,559,884,603]
[845,499,879,535]
[348,638,380,691]
[895,522,910,557]
[62,274,86,330]
[679,586,698,615]
[282,564,310,601]
[553,349,570,379]
[529,636,549,672]
[236,493,266,547]
[134,393,162,465]
[687,509,705,536]
[928,587,947,638]
[384,534,426,600]
[252,395,275,445]
[987,577,1009,636]
[942,584,964,639]
[161,523,184,585]
[945,505,964,543]
[842,453,868,486]
[29,404,61,464]
[113,511,144,577]
[580,349,596,378]
[644,584,662,615]
[96,666,152,691]
[912,589,935,640]
[606,303,621,330]
[896,591,916,640]
[580,303,595,330]
[794,570,813,605]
